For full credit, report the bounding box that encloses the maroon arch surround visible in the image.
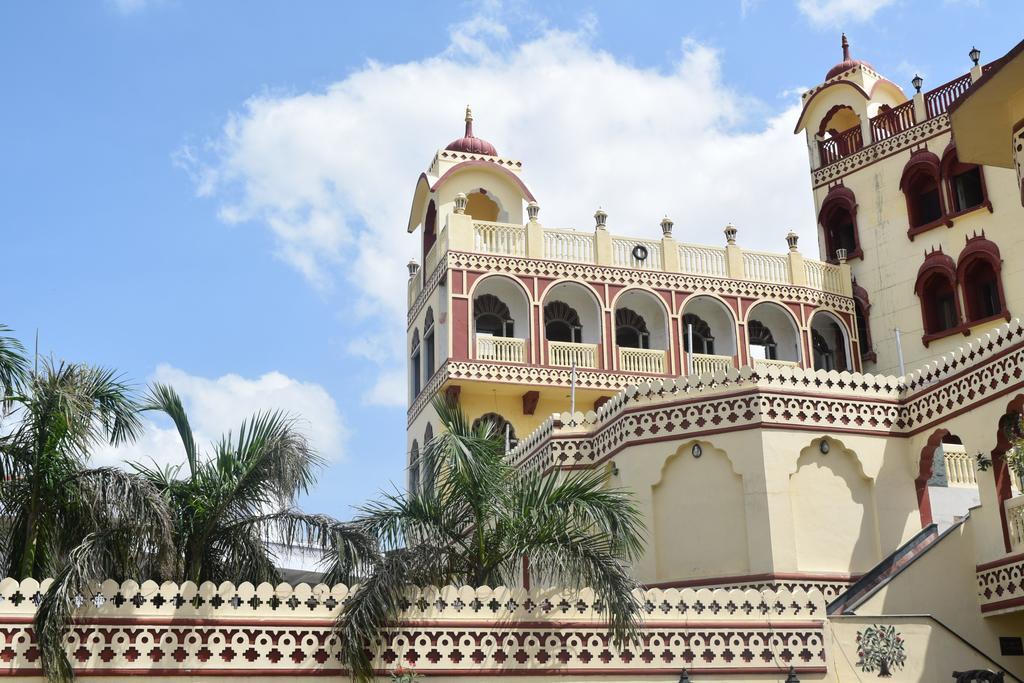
[900,150,948,237]
[817,185,862,261]
[914,249,965,344]
[431,160,537,202]
[915,429,951,528]
[941,141,992,216]
[957,234,1009,324]
[993,395,1024,552]
[852,280,875,363]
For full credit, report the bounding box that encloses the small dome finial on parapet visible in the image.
[841,33,850,61]
[724,223,738,245]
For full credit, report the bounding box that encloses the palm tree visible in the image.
[0,334,174,680]
[133,383,374,586]
[334,398,645,680]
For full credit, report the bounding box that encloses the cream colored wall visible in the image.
[853,517,1024,678]
[829,615,1017,681]
[809,128,1024,376]
[652,442,749,578]
[613,429,920,584]
[791,440,880,573]
[454,382,610,447]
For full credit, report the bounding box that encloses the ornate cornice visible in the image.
[449,251,855,313]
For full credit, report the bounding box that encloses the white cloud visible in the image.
[93,364,348,471]
[797,0,897,25]
[182,14,814,395]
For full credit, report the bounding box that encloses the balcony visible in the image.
[619,347,666,374]
[815,71,975,171]
[549,341,598,369]
[476,336,526,363]
[462,218,849,296]
[690,353,734,376]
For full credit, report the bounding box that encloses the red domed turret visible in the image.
[445,106,498,156]
[826,34,873,80]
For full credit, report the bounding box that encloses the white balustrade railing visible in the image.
[943,446,977,487]
[804,259,843,294]
[678,243,728,277]
[619,347,666,374]
[1007,495,1024,551]
[742,251,790,284]
[611,238,663,270]
[690,353,734,376]
[548,341,598,369]
[476,336,526,363]
[543,228,595,262]
[753,358,801,372]
[473,221,526,256]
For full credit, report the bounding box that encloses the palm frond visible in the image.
[142,383,198,475]
[0,324,28,409]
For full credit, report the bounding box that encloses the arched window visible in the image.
[466,189,499,222]
[852,281,875,362]
[915,250,962,339]
[408,440,420,494]
[422,200,437,263]
[817,185,861,261]
[615,308,649,349]
[424,308,436,378]
[544,301,582,343]
[410,330,421,398]
[957,235,1006,324]
[422,424,434,494]
[812,330,834,370]
[472,412,517,449]
[810,315,849,372]
[942,144,988,215]
[474,293,514,337]
[900,150,945,234]
[682,313,715,355]
[747,320,777,360]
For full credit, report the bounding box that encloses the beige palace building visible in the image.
[3,34,1024,683]
[398,35,1024,680]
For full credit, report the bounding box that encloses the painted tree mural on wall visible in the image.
[856,624,907,677]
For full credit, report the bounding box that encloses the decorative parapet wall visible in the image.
[508,319,1024,473]
[0,578,828,677]
[977,553,1024,615]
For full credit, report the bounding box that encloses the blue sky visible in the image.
[2,0,1020,517]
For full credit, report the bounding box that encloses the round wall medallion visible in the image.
[692,444,703,458]
[632,244,648,261]
[819,440,830,455]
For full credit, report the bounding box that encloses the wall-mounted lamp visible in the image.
[678,670,691,683]
[786,666,800,683]
[692,444,703,458]
[819,440,831,455]
[610,461,620,477]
